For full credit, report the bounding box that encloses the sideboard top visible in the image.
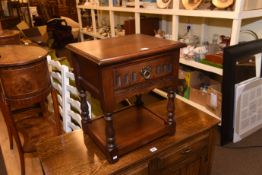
[67,34,186,66]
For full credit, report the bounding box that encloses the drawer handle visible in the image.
[141,66,152,80]
[182,147,192,154]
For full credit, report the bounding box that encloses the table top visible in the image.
[0,29,19,38]
[37,98,219,175]
[0,45,48,67]
[66,34,185,66]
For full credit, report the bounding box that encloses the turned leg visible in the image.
[104,112,118,163]
[135,94,144,106]
[0,100,13,149]
[79,90,91,133]
[2,100,26,175]
[7,125,13,149]
[19,151,25,175]
[39,101,46,117]
[167,88,176,135]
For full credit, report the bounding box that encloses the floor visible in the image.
[0,110,42,175]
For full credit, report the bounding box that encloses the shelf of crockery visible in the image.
[77,5,262,19]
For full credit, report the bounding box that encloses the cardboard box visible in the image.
[243,1,262,10]
[189,87,209,107]
[189,80,222,117]
[207,83,222,117]
[178,69,211,99]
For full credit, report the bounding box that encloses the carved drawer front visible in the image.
[158,132,210,175]
[113,54,173,90]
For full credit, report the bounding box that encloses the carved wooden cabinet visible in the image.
[37,99,219,175]
[67,34,186,163]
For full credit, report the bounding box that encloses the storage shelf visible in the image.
[152,88,221,120]
[78,4,262,19]
[111,7,136,12]
[81,30,107,39]
[77,5,110,11]
[176,9,237,19]
[239,9,262,19]
[179,57,223,75]
[138,8,173,15]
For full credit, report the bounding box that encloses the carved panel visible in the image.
[113,54,173,90]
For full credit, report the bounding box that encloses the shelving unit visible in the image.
[75,0,262,119]
[180,57,223,75]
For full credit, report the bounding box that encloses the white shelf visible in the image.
[239,9,262,19]
[111,7,136,12]
[81,30,107,39]
[179,57,223,75]
[77,5,110,11]
[176,9,237,19]
[152,88,221,120]
[138,8,173,15]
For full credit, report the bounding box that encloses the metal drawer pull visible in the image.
[182,147,192,154]
[141,66,152,80]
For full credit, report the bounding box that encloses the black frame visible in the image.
[221,39,262,145]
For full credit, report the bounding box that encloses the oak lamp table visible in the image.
[67,34,186,163]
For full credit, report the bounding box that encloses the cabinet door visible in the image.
[165,148,209,175]
[158,132,210,175]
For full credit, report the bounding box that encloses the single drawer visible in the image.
[113,53,173,90]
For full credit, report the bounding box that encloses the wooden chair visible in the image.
[0,45,62,175]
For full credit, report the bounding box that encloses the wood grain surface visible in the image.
[37,98,219,175]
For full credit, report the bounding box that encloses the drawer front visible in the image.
[113,54,173,90]
[157,132,210,174]
[115,162,149,175]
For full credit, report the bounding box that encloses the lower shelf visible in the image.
[179,57,223,76]
[86,105,172,156]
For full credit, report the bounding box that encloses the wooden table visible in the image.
[0,45,53,175]
[37,98,219,175]
[0,21,20,45]
[66,34,186,162]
